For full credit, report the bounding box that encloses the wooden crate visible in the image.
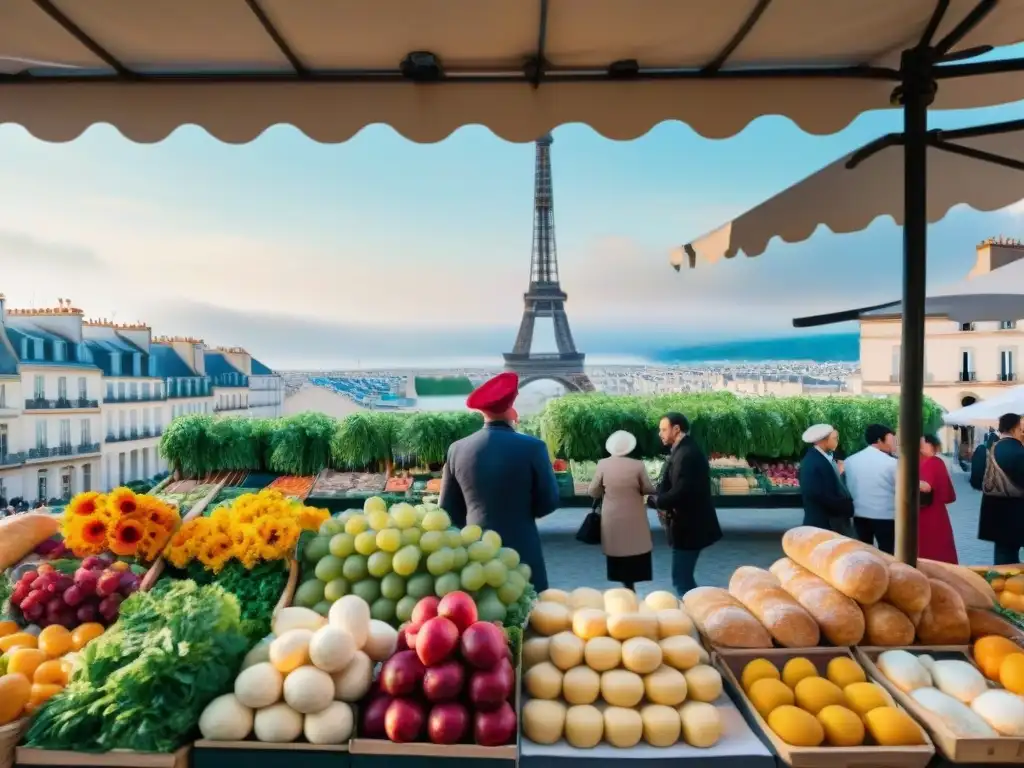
[856,645,1024,763]
[16,747,189,768]
[193,740,349,768]
[714,647,934,768]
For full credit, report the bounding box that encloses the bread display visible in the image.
[863,602,916,647]
[885,563,932,615]
[781,527,890,605]
[916,580,970,645]
[682,587,773,649]
[917,559,997,610]
[727,566,820,648]
[770,557,865,646]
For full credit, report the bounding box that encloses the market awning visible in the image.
[676,118,1024,268]
[944,386,1024,425]
[2,0,1024,143]
[792,256,1024,327]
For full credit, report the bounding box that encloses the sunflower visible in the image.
[210,507,232,533]
[137,529,164,563]
[232,524,262,570]
[109,518,145,557]
[297,505,329,531]
[67,491,103,518]
[107,487,140,519]
[63,514,109,557]
[164,528,196,569]
[197,533,233,573]
[256,518,289,560]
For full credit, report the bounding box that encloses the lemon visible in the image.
[377,528,402,553]
[367,509,391,532]
[355,530,379,556]
[392,545,421,576]
[390,504,418,529]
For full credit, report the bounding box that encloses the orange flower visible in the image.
[107,487,140,518]
[109,518,145,557]
[67,491,102,518]
[80,515,109,547]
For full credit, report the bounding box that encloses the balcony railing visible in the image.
[27,445,75,460]
[0,452,26,466]
[959,372,977,382]
[105,429,162,444]
[77,442,100,454]
[103,393,166,403]
[24,397,99,410]
[1000,373,1018,382]
[215,404,250,413]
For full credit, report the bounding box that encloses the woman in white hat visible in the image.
[588,430,657,590]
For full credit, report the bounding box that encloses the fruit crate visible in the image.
[192,741,349,768]
[714,647,934,768]
[856,645,1024,763]
[15,746,189,768]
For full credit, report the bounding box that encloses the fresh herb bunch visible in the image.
[0,572,12,620]
[26,580,248,753]
[186,559,289,643]
[504,584,537,629]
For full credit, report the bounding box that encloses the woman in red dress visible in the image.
[919,434,959,563]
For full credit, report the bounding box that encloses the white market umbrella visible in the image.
[943,386,1024,425]
[0,0,1021,143]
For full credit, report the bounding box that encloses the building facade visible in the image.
[0,295,282,505]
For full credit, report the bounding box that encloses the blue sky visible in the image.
[1,95,1023,368]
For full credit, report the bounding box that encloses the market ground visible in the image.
[538,471,1002,596]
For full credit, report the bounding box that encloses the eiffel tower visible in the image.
[503,135,595,393]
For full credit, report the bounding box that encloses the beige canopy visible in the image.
[678,121,1024,267]
[2,0,1024,143]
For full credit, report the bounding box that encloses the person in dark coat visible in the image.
[799,423,855,534]
[654,412,722,596]
[970,429,1000,490]
[439,372,560,592]
[977,412,1024,565]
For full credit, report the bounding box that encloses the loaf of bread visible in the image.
[863,602,916,646]
[917,559,996,609]
[885,563,932,614]
[769,557,865,646]
[916,579,971,645]
[728,566,820,648]
[967,607,1024,642]
[682,586,773,648]
[781,527,889,605]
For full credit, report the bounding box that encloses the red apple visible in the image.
[474,701,516,747]
[380,650,426,697]
[416,616,459,667]
[422,659,466,702]
[460,621,508,670]
[385,698,425,743]
[427,702,470,745]
[411,596,440,625]
[361,694,393,739]
[437,591,478,634]
[468,658,514,711]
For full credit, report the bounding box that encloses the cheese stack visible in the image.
[522,587,724,749]
[739,654,926,748]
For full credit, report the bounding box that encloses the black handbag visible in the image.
[576,501,602,545]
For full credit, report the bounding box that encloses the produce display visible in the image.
[24,580,249,753]
[0,621,106,724]
[268,475,316,500]
[309,471,387,499]
[157,484,215,515]
[296,497,535,629]
[978,568,1024,629]
[198,597,387,745]
[734,654,926,747]
[359,591,518,746]
[9,557,142,629]
[62,488,179,563]
[871,640,1024,737]
[753,460,800,491]
[521,586,724,749]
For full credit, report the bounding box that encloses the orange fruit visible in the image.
[0,673,31,725]
[32,659,70,687]
[975,635,1023,681]
[991,577,1007,593]
[110,561,130,573]
[999,652,1024,695]
[70,623,105,651]
[37,626,73,658]
[0,620,19,638]
[28,683,62,709]
[7,648,47,680]
[0,632,37,652]
[1004,575,1024,595]
[998,591,1024,612]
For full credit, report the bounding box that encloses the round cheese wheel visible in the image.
[683,665,723,703]
[530,603,571,636]
[563,666,601,705]
[523,636,550,669]
[622,637,663,675]
[569,588,605,611]
[645,591,681,611]
[601,669,645,708]
[584,637,622,672]
[549,631,585,671]
[603,706,644,748]
[608,612,659,641]
[644,665,689,706]
[565,704,604,748]
[656,609,694,639]
[572,609,608,640]
[659,635,702,671]
[679,701,722,748]
[523,699,567,745]
[604,588,639,615]
[525,661,564,700]
[641,704,682,747]
[539,589,570,605]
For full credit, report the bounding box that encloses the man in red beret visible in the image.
[439,372,560,592]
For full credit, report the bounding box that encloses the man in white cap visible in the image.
[798,424,854,533]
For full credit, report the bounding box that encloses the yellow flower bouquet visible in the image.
[62,487,182,563]
[164,488,328,573]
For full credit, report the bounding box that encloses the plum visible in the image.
[76,603,98,623]
[96,571,121,598]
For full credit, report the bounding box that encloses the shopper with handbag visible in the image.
[588,430,656,590]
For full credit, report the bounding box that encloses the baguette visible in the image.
[966,607,1024,642]
[917,578,971,645]
[781,526,889,604]
[885,562,932,614]
[682,586,773,648]
[917,559,996,609]
[728,566,820,648]
[770,557,865,646]
[863,602,916,646]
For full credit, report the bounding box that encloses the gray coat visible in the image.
[439,421,560,592]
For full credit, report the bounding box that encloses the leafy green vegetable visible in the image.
[26,580,248,754]
[185,560,289,644]
[0,571,12,620]
[504,584,537,629]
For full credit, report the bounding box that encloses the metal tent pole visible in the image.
[894,46,934,566]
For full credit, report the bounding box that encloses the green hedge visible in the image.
[158,393,944,477]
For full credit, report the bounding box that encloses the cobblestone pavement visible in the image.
[538,472,997,597]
